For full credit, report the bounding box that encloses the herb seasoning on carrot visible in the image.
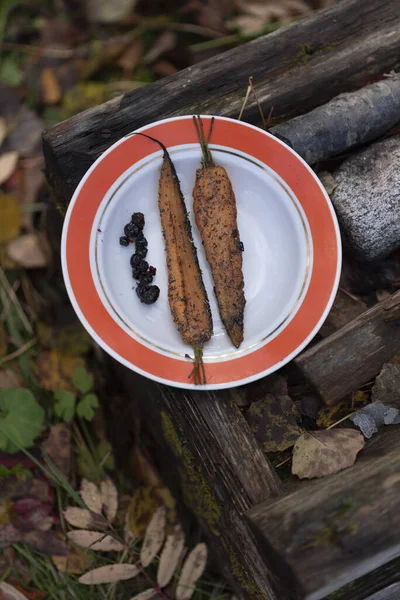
[192,116,245,348]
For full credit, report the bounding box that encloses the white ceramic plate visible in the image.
[62,115,341,389]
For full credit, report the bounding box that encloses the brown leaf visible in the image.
[372,363,400,409]
[0,152,18,186]
[0,368,24,389]
[36,351,84,392]
[67,530,124,551]
[79,564,140,585]
[117,39,143,73]
[0,118,7,148]
[140,505,166,567]
[128,590,158,600]
[100,478,118,523]
[157,524,185,588]
[230,0,309,35]
[20,530,67,556]
[63,507,105,530]
[0,194,20,243]
[40,68,61,105]
[7,233,50,268]
[144,32,177,64]
[52,544,90,575]
[316,403,352,429]
[41,423,71,479]
[246,394,303,452]
[292,429,365,479]
[176,543,208,600]
[80,479,102,514]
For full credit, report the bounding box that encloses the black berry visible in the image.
[139,273,153,286]
[119,236,130,246]
[136,246,148,259]
[238,241,244,252]
[139,260,149,274]
[137,284,160,304]
[148,265,156,276]
[130,254,142,268]
[136,231,148,246]
[131,212,145,230]
[124,222,139,239]
[132,267,141,279]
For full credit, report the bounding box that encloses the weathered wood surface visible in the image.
[114,364,288,600]
[270,76,400,165]
[43,0,400,202]
[294,290,400,405]
[246,428,400,600]
[332,557,400,600]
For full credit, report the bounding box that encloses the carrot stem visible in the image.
[193,116,215,169]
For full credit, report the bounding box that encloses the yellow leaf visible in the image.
[40,68,61,105]
[80,479,102,514]
[0,194,20,243]
[36,351,84,392]
[316,402,351,428]
[0,152,18,186]
[140,505,166,567]
[128,484,176,539]
[78,564,139,585]
[52,544,90,574]
[157,524,185,588]
[67,530,124,551]
[176,543,208,600]
[100,478,118,523]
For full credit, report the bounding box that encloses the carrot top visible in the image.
[193,116,215,169]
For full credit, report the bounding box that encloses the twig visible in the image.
[339,287,361,302]
[275,456,292,469]
[326,412,356,430]
[0,267,33,335]
[1,41,76,58]
[0,337,37,365]
[248,76,267,129]
[237,82,252,121]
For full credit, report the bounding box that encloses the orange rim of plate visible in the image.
[62,116,341,389]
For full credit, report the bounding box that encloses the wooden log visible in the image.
[332,557,400,600]
[246,428,400,600]
[113,364,289,600]
[42,0,400,203]
[294,290,400,405]
[270,76,400,165]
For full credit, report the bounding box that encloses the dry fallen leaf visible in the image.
[292,429,365,479]
[7,233,50,268]
[67,530,124,551]
[128,590,157,600]
[41,423,71,479]
[176,543,208,600]
[79,564,140,585]
[100,478,118,523]
[0,118,7,148]
[37,351,84,392]
[0,582,30,600]
[230,0,309,35]
[0,194,20,243]
[316,402,351,429]
[52,544,90,575]
[157,524,185,588]
[63,507,105,530]
[140,505,166,568]
[0,152,18,186]
[144,32,177,64]
[40,68,62,105]
[246,394,303,452]
[80,479,102,514]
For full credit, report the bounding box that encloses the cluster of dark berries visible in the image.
[119,212,160,305]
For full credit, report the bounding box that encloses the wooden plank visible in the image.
[246,429,400,600]
[113,364,289,600]
[42,0,400,202]
[294,290,400,405]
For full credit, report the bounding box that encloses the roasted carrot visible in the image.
[192,116,245,348]
[132,131,213,384]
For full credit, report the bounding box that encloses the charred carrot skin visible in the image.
[192,116,245,348]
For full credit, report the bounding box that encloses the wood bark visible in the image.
[294,290,400,405]
[246,429,400,600]
[270,76,400,165]
[113,364,288,600]
[43,0,400,203]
